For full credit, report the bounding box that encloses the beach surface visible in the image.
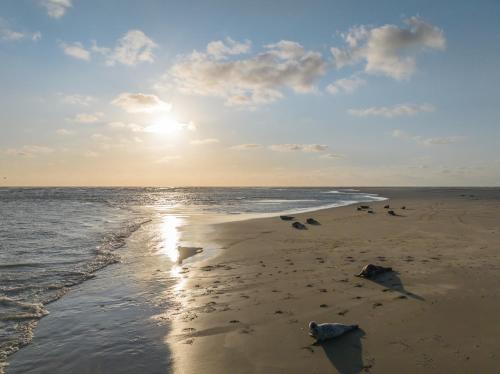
[169,188,500,373]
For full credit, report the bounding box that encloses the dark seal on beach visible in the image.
[356,264,393,279]
[306,218,320,225]
[292,222,307,230]
[280,215,295,221]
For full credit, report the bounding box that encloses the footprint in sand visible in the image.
[184,339,195,345]
[373,302,383,308]
[320,304,328,308]
[319,288,328,293]
[182,327,196,332]
[229,320,240,323]
[338,309,349,316]
[395,295,408,300]
[275,310,284,314]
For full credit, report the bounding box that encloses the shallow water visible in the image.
[0,187,385,372]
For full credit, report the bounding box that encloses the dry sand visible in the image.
[167,188,500,373]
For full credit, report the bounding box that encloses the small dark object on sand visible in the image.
[360,205,370,209]
[356,264,393,279]
[292,222,307,230]
[367,210,374,214]
[280,215,295,221]
[356,207,362,211]
[401,206,406,210]
[306,218,320,225]
[309,321,359,342]
[384,205,390,209]
[388,210,396,216]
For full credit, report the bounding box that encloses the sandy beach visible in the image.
[168,188,500,373]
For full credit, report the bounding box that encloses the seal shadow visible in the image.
[367,272,424,301]
[313,328,366,374]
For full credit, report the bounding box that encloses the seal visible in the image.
[356,264,393,279]
[309,321,359,342]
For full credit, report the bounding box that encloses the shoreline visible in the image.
[6,187,500,373]
[168,188,500,373]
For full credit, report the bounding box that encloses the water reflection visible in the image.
[159,215,184,263]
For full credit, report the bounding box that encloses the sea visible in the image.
[0,187,385,373]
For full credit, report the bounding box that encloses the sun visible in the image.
[144,113,185,135]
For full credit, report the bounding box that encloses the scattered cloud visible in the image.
[320,153,344,159]
[164,38,327,107]
[156,155,181,163]
[230,143,263,150]
[326,75,365,95]
[70,112,104,123]
[60,41,91,61]
[60,30,157,66]
[92,30,157,66]
[206,37,251,59]
[0,19,41,42]
[107,121,143,132]
[40,0,72,18]
[331,17,445,80]
[5,145,54,157]
[349,103,435,117]
[190,138,219,145]
[56,128,73,135]
[111,92,171,113]
[269,144,328,152]
[60,94,94,106]
[392,129,464,146]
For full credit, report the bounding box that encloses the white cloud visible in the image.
[190,138,219,145]
[332,17,445,80]
[0,19,41,42]
[60,94,94,106]
[164,38,327,107]
[393,129,464,146]
[92,30,157,66]
[60,41,91,61]
[71,112,104,123]
[111,92,171,113]
[320,153,343,159]
[230,143,263,150]
[40,0,72,18]
[107,121,143,132]
[5,145,54,157]
[156,155,181,163]
[349,103,435,117]
[326,75,365,94]
[269,144,328,152]
[56,128,73,135]
[207,37,251,59]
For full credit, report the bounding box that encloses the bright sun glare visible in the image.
[144,113,192,135]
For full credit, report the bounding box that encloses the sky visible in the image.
[1,0,499,186]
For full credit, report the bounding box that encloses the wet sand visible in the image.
[169,188,500,373]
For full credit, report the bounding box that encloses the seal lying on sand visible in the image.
[306,218,320,225]
[280,215,295,221]
[309,321,359,342]
[292,221,307,230]
[356,264,393,279]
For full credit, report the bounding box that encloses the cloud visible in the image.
[206,38,251,59]
[320,153,343,159]
[107,121,143,132]
[326,75,365,94]
[40,0,72,18]
[5,145,54,157]
[190,138,219,145]
[71,112,104,123]
[111,92,171,113]
[164,38,327,107]
[56,128,73,135]
[331,17,445,80]
[156,155,181,163]
[92,30,157,66]
[60,94,94,106]
[0,19,41,42]
[60,41,91,61]
[349,103,435,117]
[269,144,328,152]
[230,143,263,150]
[393,129,464,146]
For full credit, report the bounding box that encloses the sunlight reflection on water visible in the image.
[159,215,184,263]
